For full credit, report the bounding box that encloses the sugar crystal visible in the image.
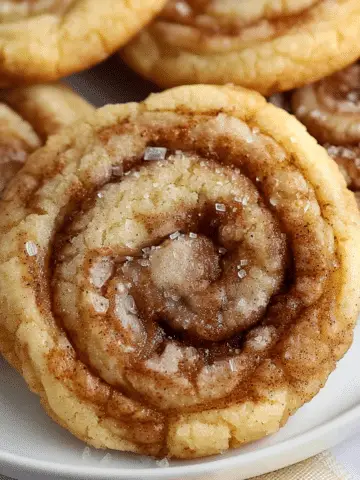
[144,147,167,161]
[156,458,170,468]
[100,453,112,464]
[238,269,247,279]
[229,359,237,372]
[170,231,180,240]
[82,447,91,460]
[25,241,38,257]
[215,203,226,212]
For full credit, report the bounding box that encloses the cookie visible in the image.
[122,0,360,95]
[0,85,358,459]
[0,0,167,87]
[292,62,360,205]
[0,83,93,194]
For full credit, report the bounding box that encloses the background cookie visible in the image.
[292,62,360,205]
[0,85,358,459]
[122,0,360,95]
[0,0,167,87]
[0,83,93,194]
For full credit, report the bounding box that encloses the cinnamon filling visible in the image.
[292,62,360,200]
[46,110,336,420]
[155,0,323,50]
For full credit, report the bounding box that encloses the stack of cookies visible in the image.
[1,0,360,461]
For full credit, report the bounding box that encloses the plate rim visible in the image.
[1,403,360,479]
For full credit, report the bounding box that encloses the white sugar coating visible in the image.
[146,343,183,374]
[116,282,127,294]
[189,232,197,238]
[97,192,104,198]
[156,458,170,468]
[100,453,112,464]
[81,447,91,460]
[125,256,133,261]
[150,236,220,298]
[218,247,227,254]
[304,201,311,213]
[89,291,109,314]
[269,197,278,206]
[144,146,167,161]
[90,257,113,288]
[114,293,144,342]
[139,259,150,267]
[240,259,248,266]
[215,203,226,212]
[247,326,275,351]
[142,247,151,255]
[25,241,38,257]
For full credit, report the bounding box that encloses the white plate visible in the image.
[1,59,360,480]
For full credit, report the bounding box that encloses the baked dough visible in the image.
[292,62,360,206]
[0,85,359,459]
[0,82,93,194]
[0,0,166,87]
[122,0,360,95]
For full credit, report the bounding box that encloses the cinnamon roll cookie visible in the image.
[122,0,360,95]
[0,85,359,459]
[292,62,360,206]
[0,83,93,195]
[0,1,166,87]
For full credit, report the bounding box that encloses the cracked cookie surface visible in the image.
[0,0,167,86]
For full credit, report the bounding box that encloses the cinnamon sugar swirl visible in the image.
[0,85,359,459]
[122,0,360,95]
[292,62,360,206]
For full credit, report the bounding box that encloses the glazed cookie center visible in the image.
[0,0,74,21]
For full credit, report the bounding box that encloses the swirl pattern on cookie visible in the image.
[122,0,360,95]
[292,62,360,203]
[0,83,93,195]
[0,0,167,86]
[0,86,359,459]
